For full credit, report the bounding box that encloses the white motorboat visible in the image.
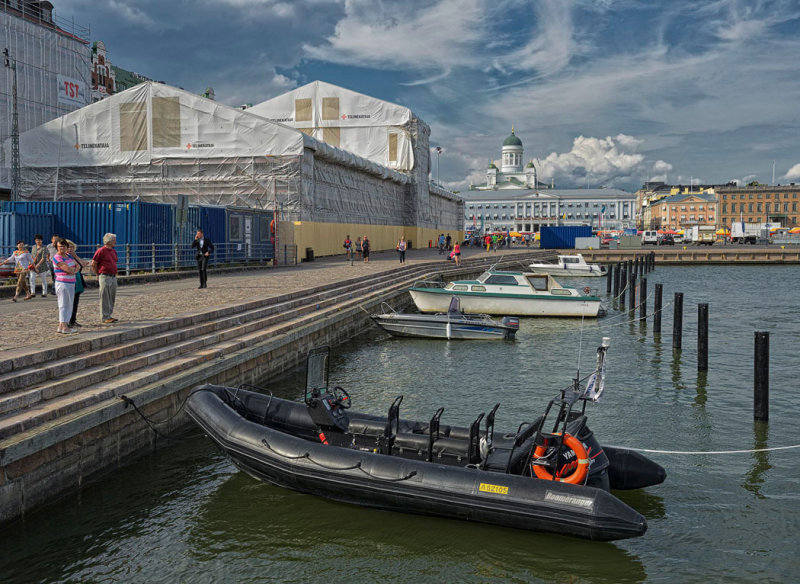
[529,254,606,277]
[371,297,519,340]
[408,269,603,317]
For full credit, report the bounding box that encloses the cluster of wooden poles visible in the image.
[604,252,770,422]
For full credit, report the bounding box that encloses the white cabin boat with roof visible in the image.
[528,254,606,277]
[408,269,602,317]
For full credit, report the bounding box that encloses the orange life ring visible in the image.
[532,432,590,484]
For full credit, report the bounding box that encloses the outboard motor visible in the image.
[501,317,520,340]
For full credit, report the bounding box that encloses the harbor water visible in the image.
[2,264,799,583]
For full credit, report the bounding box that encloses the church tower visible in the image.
[500,127,523,173]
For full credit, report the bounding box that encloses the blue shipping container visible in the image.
[539,226,593,249]
[178,205,228,263]
[0,201,174,269]
[0,212,56,249]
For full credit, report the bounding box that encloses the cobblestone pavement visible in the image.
[1,246,534,352]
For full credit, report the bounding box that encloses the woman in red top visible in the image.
[453,242,461,266]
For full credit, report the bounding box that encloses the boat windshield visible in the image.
[527,275,549,291]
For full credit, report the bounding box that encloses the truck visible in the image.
[686,225,716,245]
[730,222,776,244]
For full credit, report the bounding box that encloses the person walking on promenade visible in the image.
[452,241,462,266]
[445,233,452,251]
[2,240,34,301]
[355,236,363,261]
[46,233,59,295]
[397,236,407,263]
[92,233,119,324]
[191,229,214,289]
[29,235,49,297]
[438,233,445,254]
[484,233,491,252]
[362,235,370,263]
[343,235,352,261]
[66,240,88,328]
[52,239,78,334]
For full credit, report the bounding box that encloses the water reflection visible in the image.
[192,472,648,584]
[743,421,771,500]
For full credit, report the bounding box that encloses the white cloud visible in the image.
[536,135,645,187]
[653,160,673,173]
[302,0,485,78]
[784,163,800,181]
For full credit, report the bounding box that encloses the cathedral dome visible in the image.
[503,130,522,147]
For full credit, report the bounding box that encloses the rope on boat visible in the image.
[260,438,417,480]
[606,443,800,455]
[118,389,214,441]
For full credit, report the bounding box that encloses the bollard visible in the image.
[125,242,131,276]
[606,263,613,294]
[151,242,156,273]
[654,283,663,334]
[754,332,769,421]
[672,292,683,349]
[619,265,627,307]
[640,277,647,321]
[698,303,708,371]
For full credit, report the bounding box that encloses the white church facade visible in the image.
[463,130,636,233]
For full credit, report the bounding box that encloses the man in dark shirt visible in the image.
[190,229,214,289]
[91,233,119,324]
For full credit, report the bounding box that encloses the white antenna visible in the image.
[772,161,775,186]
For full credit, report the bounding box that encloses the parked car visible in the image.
[658,234,675,246]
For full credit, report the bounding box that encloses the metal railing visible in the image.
[1,242,297,279]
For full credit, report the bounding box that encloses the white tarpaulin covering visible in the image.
[248,80,415,171]
[13,82,305,167]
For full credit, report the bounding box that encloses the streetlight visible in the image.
[435,146,442,186]
[3,48,20,202]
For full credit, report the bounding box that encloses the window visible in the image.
[471,285,486,292]
[527,275,549,291]
[451,284,468,291]
[749,203,753,212]
[731,203,737,212]
[757,203,762,212]
[486,275,520,286]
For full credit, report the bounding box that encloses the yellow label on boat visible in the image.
[479,483,509,495]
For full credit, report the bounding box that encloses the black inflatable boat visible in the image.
[186,343,665,541]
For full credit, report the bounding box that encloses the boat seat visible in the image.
[431,412,484,464]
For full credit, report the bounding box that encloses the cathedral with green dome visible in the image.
[469,127,539,190]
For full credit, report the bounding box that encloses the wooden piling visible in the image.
[629,270,636,312]
[640,277,647,321]
[672,292,683,349]
[619,265,627,306]
[698,303,708,371]
[754,332,769,421]
[606,263,613,294]
[654,283,663,334]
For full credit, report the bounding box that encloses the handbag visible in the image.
[75,271,85,294]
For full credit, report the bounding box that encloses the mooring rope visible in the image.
[606,443,800,455]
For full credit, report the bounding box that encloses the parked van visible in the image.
[641,230,659,245]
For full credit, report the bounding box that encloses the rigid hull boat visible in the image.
[408,269,602,317]
[529,254,607,277]
[370,297,519,340]
[186,345,665,541]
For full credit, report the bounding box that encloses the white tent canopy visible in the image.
[248,80,415,171]
[13,82,305,168]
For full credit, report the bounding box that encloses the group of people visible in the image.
[437,233,453,254]
[343,235,371,263]
[3,233,119,335]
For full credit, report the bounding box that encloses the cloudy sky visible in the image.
[58,0,800,192]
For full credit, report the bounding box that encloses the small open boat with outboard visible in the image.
[370,296,519,340]
[186,343,665,541]
[408,268,603,317]
[529,254,607,277]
